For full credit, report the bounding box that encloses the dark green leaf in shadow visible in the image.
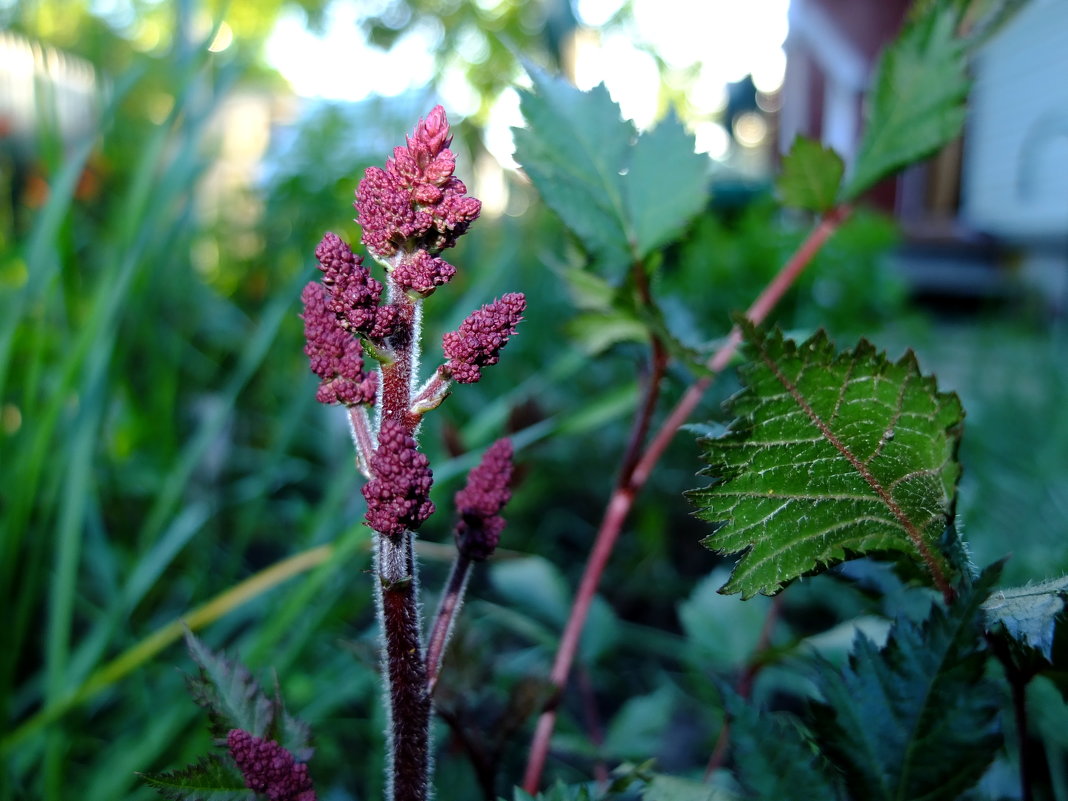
[139,755,250,801]
[807,567,1002,801]
[184,632,275,739]
[725,690,841,801]
[983,575,1068,661]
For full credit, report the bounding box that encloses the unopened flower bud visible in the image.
[227,729,317,801]
[362,419,435,538]
[314,232,395,340]
[392,250,456,296]
[301,282,376,406]
[455,439,513,561]
[355,106,481,259]
[442,293,526,384]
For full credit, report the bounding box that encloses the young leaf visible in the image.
[642,773,737,801]
[625,111,710,256]
[807,569,1002,801]
[184,631,275,739]
[725,692,841,801]
[139,755,251,801]
[777,136,845,213]
[844,4,969,198]
[505,781,594,801]
[690,324,963,598]
[513,68,708,269]
[983,575,1068,661]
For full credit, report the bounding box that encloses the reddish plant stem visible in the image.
[380,286,419,434]
[348,405,375,478]
[425,552,472,696]
[381,560,431,801]
[522,205,853,793]
[374,283,431,801]
[618,262,669,481]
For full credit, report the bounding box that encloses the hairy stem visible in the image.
[425,553,472,696]
[374,278,430,801]
[522,205,852,792]
[379,534,431,801]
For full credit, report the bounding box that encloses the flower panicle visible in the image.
[455,438,514,561]
[355,105,481,263]
[442,293,527,384]
[227,729,316,801]
[301,281,377,406]
[362,418,435,538]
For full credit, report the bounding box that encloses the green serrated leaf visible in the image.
[845,4,969,198]
[625,110,709,255]
[807,569,1002,801]
[725,691,840,801]
[513,72,633,267]
[983,575,1068,660]
[184,631,274,739]
[513,68,707,268]
[689,324,963,598]
[777,136,845,212]
[139,755,251,801]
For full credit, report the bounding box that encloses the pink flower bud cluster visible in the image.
[314,232,397,340]
[392,250,457,296]
[442,293,527,384]
[227,729,316,801]
[362,419,435,538]
[301,282,376,406]
[355,106,481,295]
[454,439,514,561]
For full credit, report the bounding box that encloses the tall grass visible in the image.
[0,14,381,799]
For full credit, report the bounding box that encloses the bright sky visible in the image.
[264,0,790,163]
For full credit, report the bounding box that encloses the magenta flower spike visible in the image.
[299,106,523,801]
[355,105,481,262]
[301,281,377,406]
[227,729,317,801]
[442,293,527,384]
[455,438,514,561]
[362,418,435,539]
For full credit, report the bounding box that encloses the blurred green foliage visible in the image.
[2,1,1067,800]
